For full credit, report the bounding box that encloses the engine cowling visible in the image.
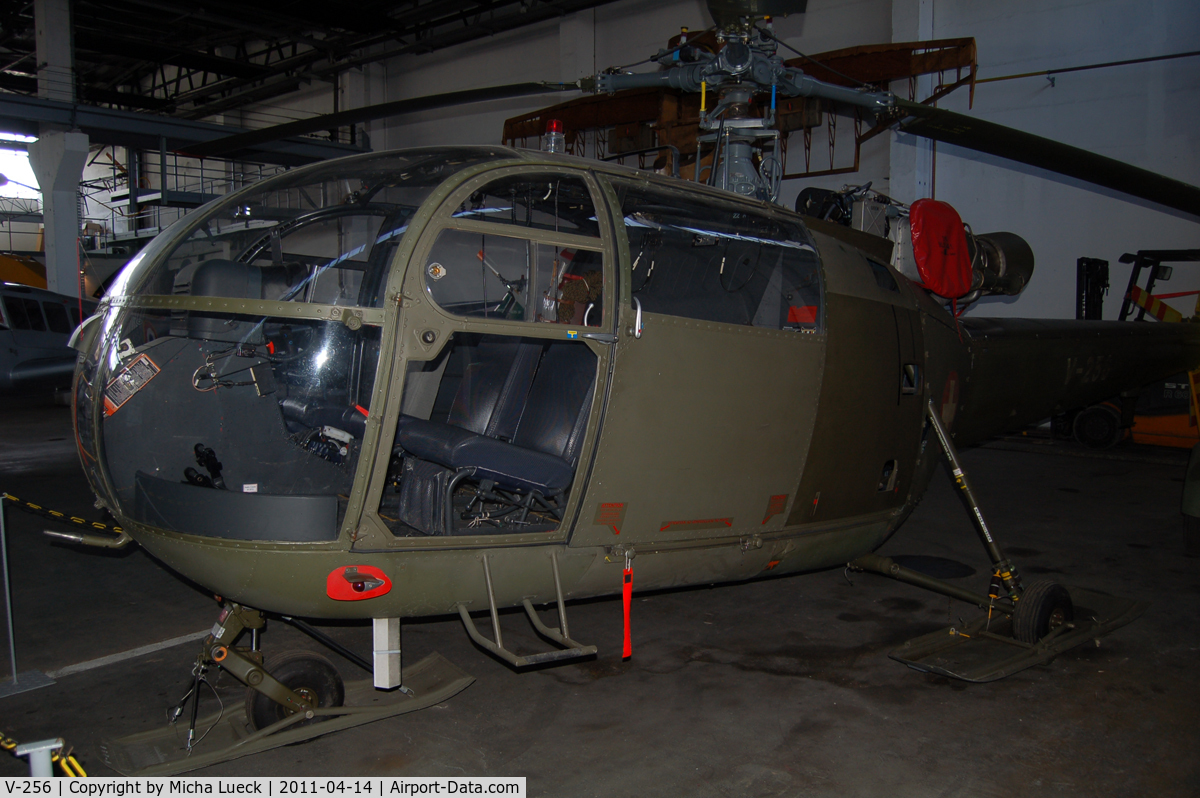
[962,231,1035,302]
[889,200,1035,305]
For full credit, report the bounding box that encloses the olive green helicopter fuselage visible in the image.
[70,147,1200,625]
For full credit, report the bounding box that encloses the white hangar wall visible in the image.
[237,0,1198,321]
[905,0,1200,320]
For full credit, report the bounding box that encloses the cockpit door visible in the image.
[570,179,827,548]
[354,165,618,547]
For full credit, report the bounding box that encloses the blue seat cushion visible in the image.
[395,415,574,494]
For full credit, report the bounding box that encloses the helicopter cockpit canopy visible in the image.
[76,148,511,543]
[74,145,828,554]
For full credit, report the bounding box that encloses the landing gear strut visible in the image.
[99,602,474,776]
[848,400,1142,682]
[850,400,1031,619]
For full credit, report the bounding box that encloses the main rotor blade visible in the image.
[182,82,580,159]
[895,98,1200,217]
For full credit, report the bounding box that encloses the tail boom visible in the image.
[953,318,1200,445]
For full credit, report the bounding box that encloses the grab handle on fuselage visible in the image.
[43,528,133,549]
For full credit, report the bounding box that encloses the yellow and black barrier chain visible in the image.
[0,729,87,777]
[1,492,123,535]
[54,749,87,778]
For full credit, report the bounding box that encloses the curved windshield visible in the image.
[114,148,513,307]
[78,147,514,543]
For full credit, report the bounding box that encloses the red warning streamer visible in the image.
[622,564,633,659]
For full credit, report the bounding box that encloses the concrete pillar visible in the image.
[889,0,935,203]
[344,62,384,152]
[559,11,596,84]
[558,12,595,156]
[32,0,88,296]
[28,131,88,295]
[35,0,74,102]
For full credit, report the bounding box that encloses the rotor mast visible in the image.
[585,15,893,201]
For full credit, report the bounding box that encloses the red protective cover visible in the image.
[909,199,972,299]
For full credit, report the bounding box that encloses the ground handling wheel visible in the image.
[1013,580,1074,644]
[246,651,345,731]
[1072,403,1122,449]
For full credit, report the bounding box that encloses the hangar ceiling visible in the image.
[0,0,619,120]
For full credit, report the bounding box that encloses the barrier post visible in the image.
[14,738,62,777]
[0,497,55,697]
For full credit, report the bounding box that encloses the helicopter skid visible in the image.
[888,586,1147,683]
[99,652,473,776]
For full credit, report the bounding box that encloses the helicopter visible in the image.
[0,281,97,395]
[53,0,1200,777]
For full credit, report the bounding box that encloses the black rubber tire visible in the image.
[1013,580,1074,644]
[1072,404,1122,449]
[245,651,345,732]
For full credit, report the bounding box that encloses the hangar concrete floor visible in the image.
[0,394,1197,796]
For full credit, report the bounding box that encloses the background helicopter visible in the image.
[0,281,97,396]
[48,0,1200,776]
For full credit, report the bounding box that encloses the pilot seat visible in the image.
[391,336,595,535]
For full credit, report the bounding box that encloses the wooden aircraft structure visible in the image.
[503,37,978,182]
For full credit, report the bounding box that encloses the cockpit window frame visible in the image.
[82,151,524,554]
[103,147,518,309]
[349,161,621,551]
[599,173,827,337]
[81,150,825,555]
[413,165,617,338]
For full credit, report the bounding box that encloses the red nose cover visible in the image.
[326,564,392,601]
[909,199,972,299]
